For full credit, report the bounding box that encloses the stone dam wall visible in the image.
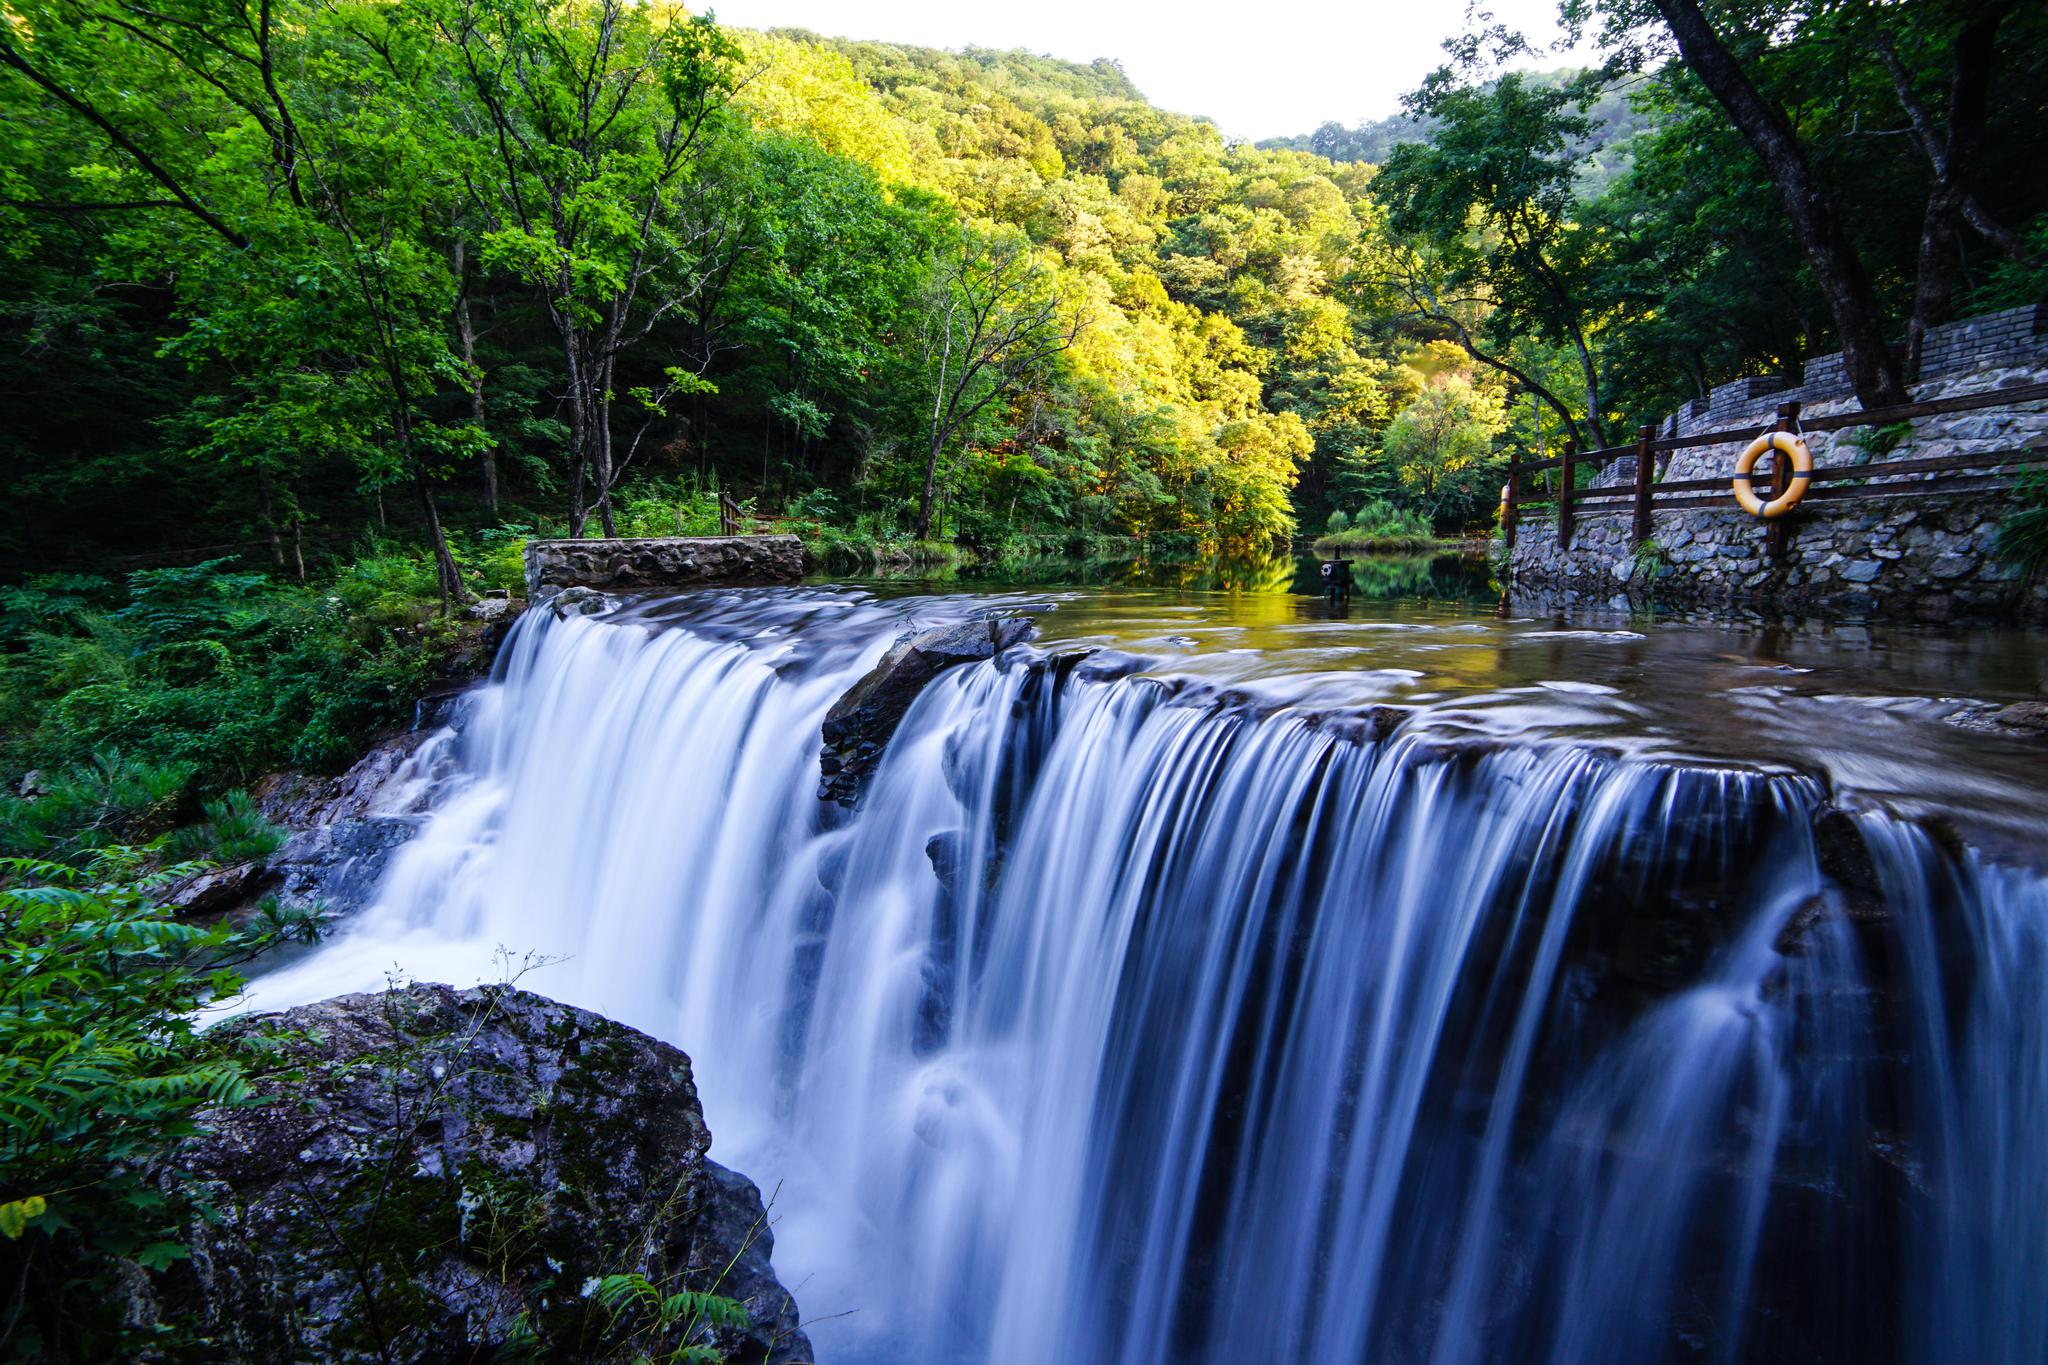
[1507,304,2048,621]
[523,534,804,597]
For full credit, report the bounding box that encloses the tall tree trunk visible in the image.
[413,471,466,612]
[1898,10,2003,374]
[1651,0,1908,408]
[258,468,284,569]
[561,324,591,538]
[453,238,497,515]
[1570,333,1609,448]
[914,432,942,541]
[593,353,619,537]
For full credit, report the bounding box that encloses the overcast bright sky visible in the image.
[708,0,1593,141]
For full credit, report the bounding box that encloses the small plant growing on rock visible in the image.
[1630,538,1668,581]
[1996,468,2048,578]
[1846,421,1914,462]
[593,1273,752,1364]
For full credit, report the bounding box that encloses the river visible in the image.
[246,558,2048,1363]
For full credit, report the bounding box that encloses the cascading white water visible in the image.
[251,588,2048,1364]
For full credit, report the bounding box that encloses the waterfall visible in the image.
[252,588,2048,1364]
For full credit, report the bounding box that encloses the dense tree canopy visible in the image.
[1,0,2044,581]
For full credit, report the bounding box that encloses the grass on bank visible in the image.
[1311,500,1450,556]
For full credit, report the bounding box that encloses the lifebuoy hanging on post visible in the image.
[1731,431,1813,518]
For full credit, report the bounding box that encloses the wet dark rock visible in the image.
[927,829,966,902]
[251,728,450,921]
[819,616,1037,806]
[1988,700,2048,734]
[163,860,278,919]
[1944,698,2048,738]
[1813,807,1882,899]
[549,585,618,617]
[1070,648,1152,682]
[1301,705,1409,747]
[151,984,809,1365]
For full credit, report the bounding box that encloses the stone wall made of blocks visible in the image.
[1509,309,2048,620]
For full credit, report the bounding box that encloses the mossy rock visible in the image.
[147,983,809,1364]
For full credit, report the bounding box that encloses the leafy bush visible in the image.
[613,476,726,538]
[451,525,534,595]
[0,854,317,1359]
[1312,500,1440,553]
[1326,509,1350,534]
[1996,468,2048,577]
[0,754,196,861]
[592,1274,751,1364]
[161,790,288,864]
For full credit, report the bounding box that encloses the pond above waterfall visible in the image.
[248,571,2048,1365]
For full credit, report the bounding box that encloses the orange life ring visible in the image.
[1731,431,1813,518]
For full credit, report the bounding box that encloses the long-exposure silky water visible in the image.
[247,584,2048,1364]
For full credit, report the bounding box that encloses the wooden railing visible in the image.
[1501,381,2048,556]
[717,490,742,537]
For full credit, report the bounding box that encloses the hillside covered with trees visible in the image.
[6,1,2045,590]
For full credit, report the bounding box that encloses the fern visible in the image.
[0,853,308,1355]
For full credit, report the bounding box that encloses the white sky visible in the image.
[707,0,1593,141]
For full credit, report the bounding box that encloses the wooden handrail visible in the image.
[1518,440,2048,507]
[1504,379,2048,476]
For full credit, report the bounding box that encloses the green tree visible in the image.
[441,0,742,535]
[916,228,1083,540]
[1376,71,1617,447]
[1383,373,1508,525]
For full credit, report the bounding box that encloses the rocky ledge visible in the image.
[148,984,809,1364]
[820,615,1037,805]
[525,535,804,598]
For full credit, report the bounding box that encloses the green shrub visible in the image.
[0,853,318,1359]
[613,475,726,538]
[161,789,287,865]
[1326,509,1350,534]
[451,525,534,596]
[592,1274,751,1364]
[1996,468,2048,577]
[1312,501,1439,554]
[0,754,196,860]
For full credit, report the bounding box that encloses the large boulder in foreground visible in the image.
[820,615,1036,805]
[156,984,809,1364]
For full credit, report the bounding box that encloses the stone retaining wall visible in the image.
[1508,305,2048,620]
[523,534,804,597]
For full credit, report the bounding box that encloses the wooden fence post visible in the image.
[1557,440,1576,549]
[1502,471,1519,553]
[1632,423,1656,545]
[1768,402,1800,559]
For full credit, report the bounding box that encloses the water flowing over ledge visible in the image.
[249,588,2048,1364]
